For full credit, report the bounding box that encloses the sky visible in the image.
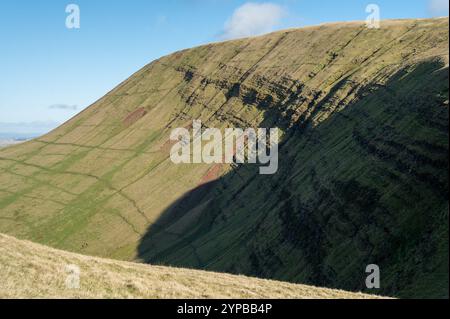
[0,0,448,136]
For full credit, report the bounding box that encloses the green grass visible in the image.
[0,18,448,298]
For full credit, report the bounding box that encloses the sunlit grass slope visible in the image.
[0,234,383,299]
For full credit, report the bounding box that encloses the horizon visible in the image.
[0,0,448,137]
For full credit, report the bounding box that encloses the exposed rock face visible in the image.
[123,107,148,127]
[0,18,448,298]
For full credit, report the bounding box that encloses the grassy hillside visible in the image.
[0,234,381,299]
[0,18,448,298]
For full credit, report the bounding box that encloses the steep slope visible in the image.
[0,18,448,298]
[0,234,381,299]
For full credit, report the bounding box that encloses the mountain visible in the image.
[0,233,382,298]
[0,18,448,298]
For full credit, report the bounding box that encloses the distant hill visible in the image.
[0,18,448,298]
[0,121,59,139]
[0,234,381,299]
[0,138,29,149]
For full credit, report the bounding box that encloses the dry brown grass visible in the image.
[0,234,383,299]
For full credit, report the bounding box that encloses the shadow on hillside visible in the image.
[137,61,449,298]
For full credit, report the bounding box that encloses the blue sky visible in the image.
[0,0,448,135]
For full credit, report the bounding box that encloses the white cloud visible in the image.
[221,2,285,40]
[429,0,449,16]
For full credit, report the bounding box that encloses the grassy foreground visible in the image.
[0,233,381,299]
